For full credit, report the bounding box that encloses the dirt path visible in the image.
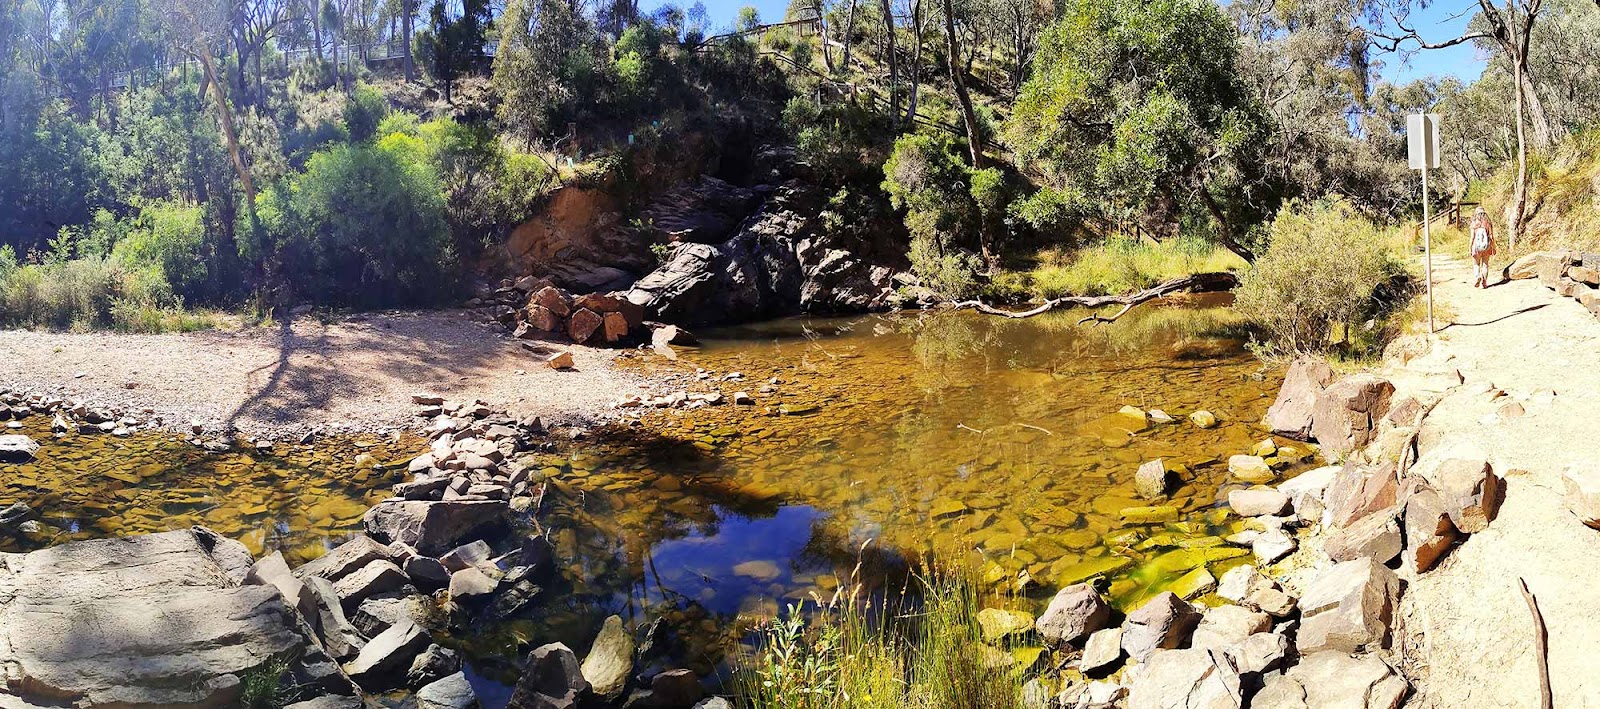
[0,311,659,437]
[1383,254,1600,707]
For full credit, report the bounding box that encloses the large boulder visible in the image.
[508,642,591,709]
[626,213,805,327]
[1504,251,1563,280]
[1310,375,1394,460]
[1297,558,1400,654]
[1265,358,1334,440]
[1036,583,1112,646]
[1126,648,1242,709]
[363,500,509,556]
[0,527,316,707]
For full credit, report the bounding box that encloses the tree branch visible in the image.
[947,272,1240,322]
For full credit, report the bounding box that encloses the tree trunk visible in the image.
[1198,187,1255,262]
[815,0,834,73]
[402,0,415,81]
[192,38,253,265]
[1510,53,1528,251]
[1520,63,1554,149]
[840,0,858,69]
[941,0,984,170]
[878,0,898,118]
[905,0,922,124]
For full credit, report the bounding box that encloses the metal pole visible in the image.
[1423,156,1434,334]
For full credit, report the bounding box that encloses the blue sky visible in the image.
[646,0,1490,86]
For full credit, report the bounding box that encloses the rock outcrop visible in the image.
[626,182,911,327]
[0,527,326,707]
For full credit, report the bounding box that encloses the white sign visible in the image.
[1407,113,1441,170]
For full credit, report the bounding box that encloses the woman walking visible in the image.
[1470,207,1496,288]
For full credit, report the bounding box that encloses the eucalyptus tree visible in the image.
[1007,0,1273,261]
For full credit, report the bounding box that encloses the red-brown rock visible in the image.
[601,312,629,342]
[568,308,603,344]
[529,286,572,317]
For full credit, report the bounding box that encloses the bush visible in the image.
[344,83,390,142]
[1235,198,1404,353]
[250,137,455,308]
[111,199,209,299]
[0,252,201,332]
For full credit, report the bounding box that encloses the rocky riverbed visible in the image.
[2,293,1526,709]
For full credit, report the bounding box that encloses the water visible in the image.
[0,294,1311,699]
[0,424,419,565]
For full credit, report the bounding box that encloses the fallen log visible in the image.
[948,271,1240,324]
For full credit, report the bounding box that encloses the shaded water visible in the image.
[0,295,1310,701]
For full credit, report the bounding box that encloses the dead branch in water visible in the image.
[948,272,1240,324]
[1519,577,1552,709]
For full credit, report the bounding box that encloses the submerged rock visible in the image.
[1228,455,1274,483]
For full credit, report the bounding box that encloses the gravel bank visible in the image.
[0,310,662,438]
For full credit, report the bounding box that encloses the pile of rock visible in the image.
[472,275,645,347]
[385,395,723,708]
[1033,359,1507,707]
[1505,250,1600,317]
[1032,561,1405,709]
[0,389,160,438]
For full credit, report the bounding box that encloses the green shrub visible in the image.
[344,83,390,142]
[250,137,455,308]
[111,199,209,299]
[1235,198,1404,353]
[0,252,205,332]
[883,133,988,298]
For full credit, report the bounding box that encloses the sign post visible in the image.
[1408,113,1442,334]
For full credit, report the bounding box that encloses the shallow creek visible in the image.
[0,294,1312,702]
